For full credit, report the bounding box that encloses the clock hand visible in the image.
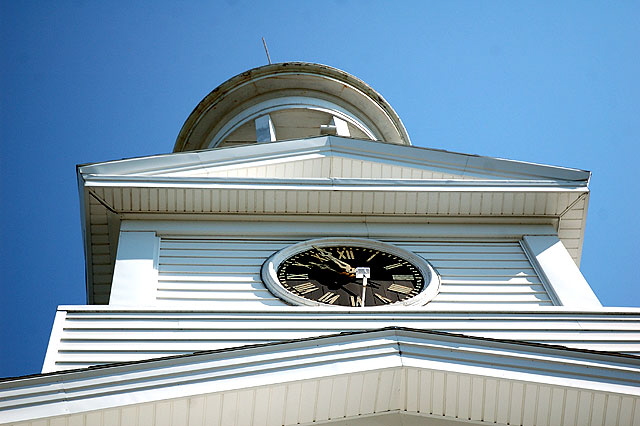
[308,262,354,279]
[312,246,356,274]
[308,261,340,273]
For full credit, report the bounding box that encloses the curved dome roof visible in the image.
[174,62,411,152]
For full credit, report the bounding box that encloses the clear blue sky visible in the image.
[1,2,639,378]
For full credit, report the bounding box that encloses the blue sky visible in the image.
[1,2,639,378]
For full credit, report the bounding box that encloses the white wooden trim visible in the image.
[80,136,591,182]
[55,305,640,313]
[210,96,376,144]
[122,220,557,240]
[109,230,160,306]
[82,175,590,190]
[522,235,601,308]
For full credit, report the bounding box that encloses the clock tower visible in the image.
[2,63,639,426]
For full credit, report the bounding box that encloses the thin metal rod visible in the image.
[262,37,272,64]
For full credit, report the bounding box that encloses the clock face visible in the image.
[276,245,425,307]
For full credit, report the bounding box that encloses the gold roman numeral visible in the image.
[349,295,362,307]
[388,283,413,294]
[293,282,318,295]
[318,292,340,304]
[384,262,404,270]
[392,275,415,281]
[286,273,309,280]
[337,248,354,260]
[374,293,392,304]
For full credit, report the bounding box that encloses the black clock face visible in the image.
[277,245,425,306]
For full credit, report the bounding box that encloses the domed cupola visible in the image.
[174,62,411,152]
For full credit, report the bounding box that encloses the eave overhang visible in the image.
[2,328,638,425]
[84,136,591,182]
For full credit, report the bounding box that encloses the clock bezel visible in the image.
[261,237,440,307]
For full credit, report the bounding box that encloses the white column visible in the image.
[522,235,601,307]
[320,116,351,137]
[255,114,276,142]
[109,230,159,306]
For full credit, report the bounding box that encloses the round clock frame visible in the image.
[261,238,440,307]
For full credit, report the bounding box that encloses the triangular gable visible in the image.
[79,136,590,184]
[155,154,481,180]
[2,328,638,425]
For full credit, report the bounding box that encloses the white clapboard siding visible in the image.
[156,238,553,307]
[390,241,553,306]
[157,238,292,307]
[44,309,640,371]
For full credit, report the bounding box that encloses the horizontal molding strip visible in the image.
[83,175,588,190]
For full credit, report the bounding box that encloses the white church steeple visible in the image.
[2,63,639,426]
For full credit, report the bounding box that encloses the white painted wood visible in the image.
[40,310,67,374]
[110,231,159,306]
[84,183,579,302]
[152,235,551,308]
[125,219,558,240]
[15,328,640,425]
[42,307,640,371]
[78,135,592,303]
[522,235,601,308]
[82,136,590,182]
[320,116,351,137]
[207,96,377,146]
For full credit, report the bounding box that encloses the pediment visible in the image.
[2,328,638,425]
[80,136,590,184]
[155,153,480,180]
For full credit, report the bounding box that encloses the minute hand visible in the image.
[313,247,356,274]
